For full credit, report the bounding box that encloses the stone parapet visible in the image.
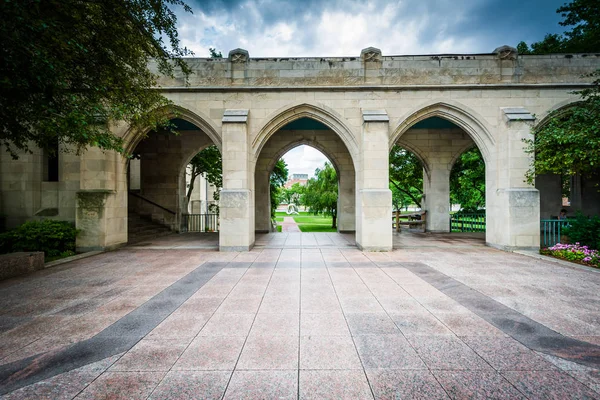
[153,50,600,88]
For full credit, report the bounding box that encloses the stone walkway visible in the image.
[0,233,598,399]
[281,216,302,233]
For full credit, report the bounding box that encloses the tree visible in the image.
[303,162,338,229]
[524,70,600,183]
[186,145,222,210]
[282,183,305,206]
[0,0,193,158]
[389,145,423,208]
[450,147,486,212]
[270,159,289,218]
[517,0,600,54]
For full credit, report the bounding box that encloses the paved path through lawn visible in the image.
[0,233,599,399]
[281,216,301,232]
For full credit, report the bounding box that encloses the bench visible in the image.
[394,211,427,233]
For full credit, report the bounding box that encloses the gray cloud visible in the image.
[176,0,569,57]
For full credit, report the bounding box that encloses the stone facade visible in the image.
[1,48,599,251]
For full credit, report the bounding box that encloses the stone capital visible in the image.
[228,48,249,63]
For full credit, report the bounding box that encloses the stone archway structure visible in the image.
[19,47,597,252]
[254,129,356,233]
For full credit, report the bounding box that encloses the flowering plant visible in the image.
[541,243,599,268]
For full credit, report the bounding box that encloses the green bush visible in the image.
[562,212,600,250]
[0,220,78,259]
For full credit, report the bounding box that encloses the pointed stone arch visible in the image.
[252,102,359,166]
[122,105,221,155]
[390,100,495,165]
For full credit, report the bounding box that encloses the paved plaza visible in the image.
[0,232,599,399]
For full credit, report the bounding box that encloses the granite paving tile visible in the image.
[224,370,298,400]
[461,335,557,371]
[345,313,400,336]
[299,370,373,400]
[300,313,350,336]
[259,295,300,313]
[406,335,492,370]
[434,370,526,399]
[339,297,385,313]
[147,313,210,340]
[300,335,361,369]
[2,355,120,400]
[237,335,299,370]
[173,335,246,371]
[74,371,164,400]
[215,297,262,314]
[502,370,600,399]
[365,369,449,400]
[250,313,299,336]
[110,340,188,371]
[388,312,453,335]
[354,334,426,369]
[199,313,255,336]
[148,371,230,400]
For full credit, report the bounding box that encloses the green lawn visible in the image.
[275,211,337,232]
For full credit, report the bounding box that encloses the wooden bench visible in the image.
[394,211,427,233]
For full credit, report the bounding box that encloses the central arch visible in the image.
[253,107,357,236]
[253,102,359,165]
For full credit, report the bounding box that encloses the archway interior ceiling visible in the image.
[411,116,460,130]
[280,117,330,131]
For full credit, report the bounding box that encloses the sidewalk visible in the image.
[281,216,301,232]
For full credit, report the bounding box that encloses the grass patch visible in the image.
[276,225,282,232]
[298,224,337,232]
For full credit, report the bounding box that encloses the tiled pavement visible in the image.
[0,232,598,399]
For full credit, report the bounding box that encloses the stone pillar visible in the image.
[356,110,392,251]
[254,169,271,232]
[423,166,450,232]
[337,169,356,232]
[219,109,254,251]
[76,147,127,252]
[487,108,540,250]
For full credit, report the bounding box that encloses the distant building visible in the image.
[285,173,308,188]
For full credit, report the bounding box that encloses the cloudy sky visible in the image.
[174,0,567,176]
[176,0,567,58]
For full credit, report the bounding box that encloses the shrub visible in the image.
[562,212,600,250]
[0,220,78,260]
[541,243,599,268]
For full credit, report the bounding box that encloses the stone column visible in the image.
[423,166,450,232]
[219,109,254,251]
[254,169,271,232]
[76,147,127,252]
[356,110,392,251]
[487,108,540,250]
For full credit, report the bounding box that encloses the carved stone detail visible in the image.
[360,47,382,62]
[493,45,518,60]
[228,48,249,63]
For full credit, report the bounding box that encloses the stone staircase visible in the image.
[127,212,173,244]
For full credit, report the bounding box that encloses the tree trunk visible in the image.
[332,211,337,229]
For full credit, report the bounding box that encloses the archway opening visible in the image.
[273,145,339,233]
[392,116,487,239]
[127,117,220,243]
[254,116,356,243]
[449,146,486,233]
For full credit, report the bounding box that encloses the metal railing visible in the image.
[181,214,219,233]
[541,219,570,247]
[450,214,486,232]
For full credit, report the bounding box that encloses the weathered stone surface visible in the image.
[0,252,44,281]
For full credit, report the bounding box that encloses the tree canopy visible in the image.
[524,70,600,183]
[518,0,599,54]
[1,0,193,158]
[270,159,289,218]
[389,145,423,208]
[186,145,222,210]
[303,162,338,228]
[450,147,486,212]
